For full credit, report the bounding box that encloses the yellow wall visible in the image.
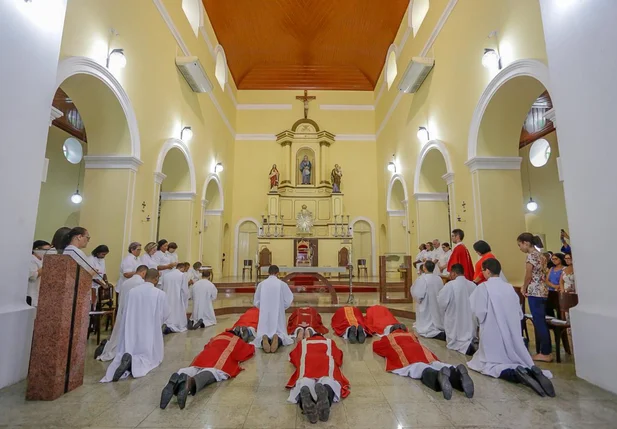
[158,199,193,262]
[417,201,450,244]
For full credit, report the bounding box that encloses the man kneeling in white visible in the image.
[101,269,170,382]
[254,265,294,353]
[437,263,477,356]
[411,261,446,340]
[162,263,189,334]
[189,268,217,329]
[468,258,555,397]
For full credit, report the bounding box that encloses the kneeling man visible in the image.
[189,268,217,329]
[161,263,189,333]
[468,258,555,397]
[365,305,408,337]
[411,261,446,340]
[287,306,329,341]
[331,306,368,344]
[286,333,350,424]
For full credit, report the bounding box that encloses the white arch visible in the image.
[233,217,261,276]
[155,138,197,194]
[467,59,551,160]
[385,44,398,90]
[201,173,224,211]
[351,216,377,275]
[386,173,409,212]
[214,44,228,90]
[55,56,141,160]
[413,139,454,194]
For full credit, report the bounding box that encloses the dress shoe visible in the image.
[94,339,107,359]
[515,366,545,397]
[187,320,194,330]
[348,326,358,344]
[160,372,180,409]
[357,326,367,344]
[271,334,280,353]
[437,366,453,400]
[314,382,331,422]
[529,366,555,397]
[299,385,318,424]
[112,353,132,382]
[176,373,190,409]
[193,319,204,329]
[456,364,475,398]
[262,335,271,353]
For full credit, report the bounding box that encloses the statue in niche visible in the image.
[268,164,279,192]
[299,155,312,185]
[331,164,343,193]
[296,204,314,234]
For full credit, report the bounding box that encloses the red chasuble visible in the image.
[447,243,475,281]
[373,331,439,372]
[331,306,367,336]
[287,307,329,334]
[190,332,255,377]
[231,308,259,330]
[286,336,350,398]
[364,305,400,336]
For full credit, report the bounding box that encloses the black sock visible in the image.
[499,369,519,384]
[325,384,335,406]
[449,367,463,391]
[431,331,447,341]
[421,368,441,392]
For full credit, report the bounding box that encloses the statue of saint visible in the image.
[299,155,312,185]
[331,164,343,193]
[268,164,279,192]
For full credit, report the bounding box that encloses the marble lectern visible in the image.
[26,254,92,400]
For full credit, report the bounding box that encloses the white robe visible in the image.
[153,250,172,278]
[161,269,188,332]
[88,256,106,291]
[117,254,139,292]
[431,247,445,274]
[101,283,169,382]
[437,276,476,354]
[468,277,552,378]
[98,275,145,362]
[190,279,218,326]
[438,249,452,276]
[253,275,294,347]
[167,251,178,263]
[188,268,201,284]
[27,255,43,307]
[411,273,445,337]
[139,253,158,270]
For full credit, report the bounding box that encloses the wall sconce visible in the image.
[417,126,430,144]
[214,162,224,173]
[387,154,397,173]
[106,48,126,69]
[181,126,193,141]
[482,48,501,70]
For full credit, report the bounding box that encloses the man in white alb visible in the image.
[437,263,477,355]
[189,268,217,329]
[162,263,190,334]
[254,265,294,353]
[188,262,202,285]
[431,239,445,274]
[411,261,446,340]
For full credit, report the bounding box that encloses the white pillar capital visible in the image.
[544,107,556,128]
[442,172,455,185]
[154,171,167,184]
[465,156,522,172]
[50,106,63,126]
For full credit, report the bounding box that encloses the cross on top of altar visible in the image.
[296,90,316,119]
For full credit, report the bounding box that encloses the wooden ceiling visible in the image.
[202,0,409,91]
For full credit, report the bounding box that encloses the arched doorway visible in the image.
[386,174,410,254]
[200,174,224,274]
[233,218,260,277]
[351,218,375,276]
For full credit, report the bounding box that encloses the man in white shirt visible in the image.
[411,261,445,340]
[438,243,453,277]
[254,265,294,353]
[189,268,218,329]
[188,262,202,285]
[431,239,445,274]
[162,263,190,334]
[437,264,477,355]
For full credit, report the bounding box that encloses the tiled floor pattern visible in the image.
[1,313,616,429]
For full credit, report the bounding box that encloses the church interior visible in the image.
[2,0,617,427]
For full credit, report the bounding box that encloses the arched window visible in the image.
[410,0,430,37]
[182,0,201,37]
[214,45,228,91]
[385,45,398,90]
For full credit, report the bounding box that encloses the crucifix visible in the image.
[296,90,316,119]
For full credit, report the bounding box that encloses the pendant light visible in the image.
[525,156,538,212]
[71,159,83,204]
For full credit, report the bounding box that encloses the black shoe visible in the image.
[456,364,474,398]
[515,366,545,397]
[529,366,555,397]
[300,386,317,424]
[357,326,367,344]
[197,319,205,329]
[315,383,331,422]
[94,339,107,359]
[188,320,195,330]
[240,327,250,343]
[437,367,453,400]
[176,373,190,409]
[112,353,132,382]
[348,326,358,344]
[160,373,180,409]
[163,325,172,335]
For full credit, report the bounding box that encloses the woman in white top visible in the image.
[117,242,142,292]
[166,242,179,264]
[62,227,95,274]
[140,242,159,269]
[89,245,110,308]
[438,243,452,277]
[28,240,51,307]
[153,239,176,278]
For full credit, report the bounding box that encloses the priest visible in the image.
[286,332,350,424]
[364,305,408,337]
[287,306,329,341]
[254,265,294,353]
[189,267,217,329]
[229,307,260,342]
[410,261,445,340]
[373,328,474,400]
[447,229,474,281]
[437,263,477,355]
[161,263,190,334]
[160,329,255,410]
[101,269,170,382]
[331,306,368,344]
[468,258,555,397]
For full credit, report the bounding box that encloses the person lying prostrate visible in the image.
[468,258,555,397]
[411,261,446,340]
[373,328,474,400]
[253,265,294,353]
[117,242,141,293]
[161,263,190,334]
[189,268,217,329]
[331,306,368,344]
[287,306,329,341]
[160,330,255,410]
[437,263,477,355]
[227,307,260,342]
[286,332,350,424]
[95,265,148,360]
[364,305,408,337]
[101,269,170,383]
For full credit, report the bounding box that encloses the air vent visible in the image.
[398,57,435,94]
[175,56,213,93]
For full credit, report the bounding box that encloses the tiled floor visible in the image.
[1,313,616,429]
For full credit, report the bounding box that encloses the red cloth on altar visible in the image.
[190,332,255,377]
[331,306,366,336]
[231,308,259,329]
[373,330,439,372]
[447,243,475,281]
[287,307,329,334]
[365,305,399,336]
[285,336,350,398]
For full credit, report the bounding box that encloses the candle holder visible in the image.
[280,215,285,237]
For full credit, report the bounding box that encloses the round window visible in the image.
[529,138,551,167]
[63,137,83,164]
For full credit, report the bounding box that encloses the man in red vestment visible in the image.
[447,229,474,281]
[287,306,329,341]
[228,307,259,342]
[364,305,408,336]
[331,306,368,343]
[373,328,474,400]
[286,333,350,423]
[160,330,255,409]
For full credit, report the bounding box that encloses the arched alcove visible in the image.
[351,217,376,275]
[385,44,398,90]
[234,218,260,276]
[214,44,228,91]
[386,174,410,254]
[296,147,316,185]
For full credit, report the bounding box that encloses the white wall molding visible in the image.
[556,156,564,182]
[350,216,378,275]
[544,107,556,127]
[201,173,225,211]
[50,106,63,126]
[160,191,196,201]
[336,134,376,142]
[236,134,277,141]
[386,173,410,212]
[204,209,223,215]
[233,217,261,276]
[442,172,455,185]
[387,210,406,217]
[413,192,448,202]
[225,83,238,107]
[154,172,167,185]
[84,155,143,172]
[198,26,215,57]
[319,104,375,111]
[155,138,197,194]
[237,104,292,110]
[413,139,454,194]
[465,156,522,172]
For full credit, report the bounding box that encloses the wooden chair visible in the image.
[337,248,349,278]
[242,259,253,281]
[357,258,368,279]
[257,247,272,279]
[88,286,116,345]
[547,291,578,363]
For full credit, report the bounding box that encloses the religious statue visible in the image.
[268,164,279,192]
[299,155,312,185]
[296,204,314,234]
[331,164,343,193]
[296,90,316,120]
